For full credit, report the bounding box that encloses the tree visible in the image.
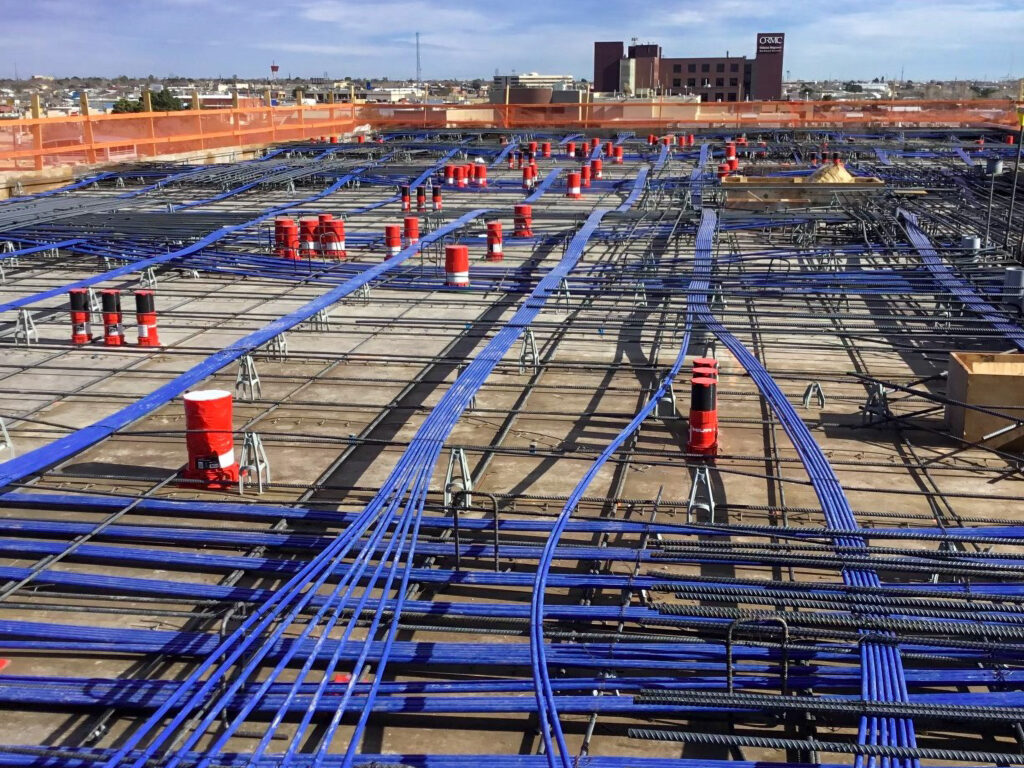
[970,84,997,98]
[111,97,143,113]
[470,78,484,90]
[150,89,183,111]
[844,81,863,92]
[111,89,183,113]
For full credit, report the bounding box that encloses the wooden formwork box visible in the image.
[945,352,1024,450]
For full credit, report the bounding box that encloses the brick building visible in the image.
[593,33,785,101]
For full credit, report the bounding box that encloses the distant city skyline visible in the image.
[3,0,1021,83]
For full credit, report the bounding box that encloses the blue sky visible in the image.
[2,0,1021,81]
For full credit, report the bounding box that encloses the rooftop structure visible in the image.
[594,33,785,100]
[0,120,1022,768]
[492,72,576,90]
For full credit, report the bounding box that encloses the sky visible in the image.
[1,0,1022,82]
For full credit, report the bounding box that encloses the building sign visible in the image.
[757,33,785,55]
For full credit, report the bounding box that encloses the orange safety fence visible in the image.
[1,99,1020,173]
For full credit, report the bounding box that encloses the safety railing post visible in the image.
[30,94,43,171]
[144,112,157,160]
[80,93,97,165]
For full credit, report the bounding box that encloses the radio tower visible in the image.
[415,32,422,91]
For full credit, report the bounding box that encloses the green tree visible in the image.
[150,89,183,111]
[111,97,143,113]
[969,84,997,98]
[844,81,863,92]
[111,89,183,113]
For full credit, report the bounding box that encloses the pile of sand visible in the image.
[809,163,856,184]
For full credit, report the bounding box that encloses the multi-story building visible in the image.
[594,33,785,101]
[492,73,576,91]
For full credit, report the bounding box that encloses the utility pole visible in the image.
[415,32,422,90]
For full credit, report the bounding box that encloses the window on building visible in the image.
[714,92,724,102]
[727,92,737,101]
[688,63,696,72]
[687,78,696,87]
[701,63,709,72]
[730,63,739,72]
[716,77,724,87]
[716,63,725,72]
[673,78,681,87]
[701,78,711,87]
[729,78,738,86]
[673,64,681,73]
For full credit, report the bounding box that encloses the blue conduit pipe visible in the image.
[524,168,564,203]
[899,207,1024,352]
[95,209,613,768]
[0,147,471,315]
[688,208,917,767]
[0,208,489,492]
[529,244,698,767]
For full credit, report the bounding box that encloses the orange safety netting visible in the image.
[1,99,1020,172]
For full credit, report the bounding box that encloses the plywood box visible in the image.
[721,175,884,210]
[945,351,1024,449]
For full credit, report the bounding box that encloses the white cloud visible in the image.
[1,0,1021,80]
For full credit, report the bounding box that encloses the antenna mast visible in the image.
[416,32,422,88]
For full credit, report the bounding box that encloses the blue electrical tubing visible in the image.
[955,147,975,167]
[529,203,701,768]
[15,516,1017,580]
[0,675,858,701]
[169,163,294,211]
[5,548,1024,616]
[89,208,613,768]
[523,167,564,203]
[688,208,917,768]
[6,134,1015,766]
[0,238,85,262]
[653,142,670,172]
[900,208,1024,352]
[1,678,1019,717]
[491,140,518,167]
[4,662,1021,710]
[0,167,371,315]
[0,751,878,768]
[0,172,119,204]
[0,206,488,493]
[0,147,469,316]
[615,166,650,212]
[4,617,1019,670]
[8,491,1021,543]
[6,534,1023,619]
[690,143,710,208]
